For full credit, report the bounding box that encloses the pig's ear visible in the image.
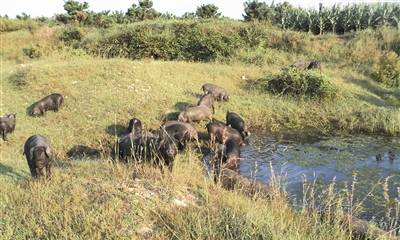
[29,148,35,161]
[45,147,52,159]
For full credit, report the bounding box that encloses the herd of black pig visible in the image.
[0,83,250,178]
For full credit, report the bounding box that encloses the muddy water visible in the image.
[234,134,400,222]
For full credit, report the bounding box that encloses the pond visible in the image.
[208,133,400,225]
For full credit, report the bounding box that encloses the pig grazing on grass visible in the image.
[206,121,244,146]
[290,60,307,70]
[116,118,178,168]
[30,93,64,116]
[127,118,143,137]
[201,83,229,101]
[226,111,250,139]
[307,61,322,70]
[0,113,16,141]
[23,135,53,178]
[117,133,178,168]
[197,93,215,113]
[178,105,212,123]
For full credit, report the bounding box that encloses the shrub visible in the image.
[8,65,33,87]
[372,51,400,88]
[82,21,243,62]
[22,43,54,59]
[59,27,84,48]
[265,68,336,98]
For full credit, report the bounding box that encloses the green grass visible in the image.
[0,26,399,239]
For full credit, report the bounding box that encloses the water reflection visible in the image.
[232,134,400,221]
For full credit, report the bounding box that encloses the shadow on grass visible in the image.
[183,90,202,99]
[345,76,400,107]
[0,163,27,180]
[105,124,127,137]
[174,101,194,111]
[240,78,265,91]
[67,145,102,160]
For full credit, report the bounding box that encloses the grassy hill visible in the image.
[0,20,399,239]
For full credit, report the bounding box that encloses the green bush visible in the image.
[59,27,85,48]
[372,51,400,88]
[265,68,336,98]
[82,21,243,61]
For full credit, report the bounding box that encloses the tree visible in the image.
[195,4,221,18]
[182,12,196,19]
[63,0,89,15]
[61,0,90,24]
[126,0,159,21]
[16,12,31,20]
[243,0,273,21]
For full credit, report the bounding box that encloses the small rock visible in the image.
[137,226,153,238]
[173,199,188,208]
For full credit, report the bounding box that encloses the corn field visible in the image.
[243,1,400,34]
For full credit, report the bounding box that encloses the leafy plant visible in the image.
[372,51,400,88]
[265,68,336,99]
[195,4,221,18]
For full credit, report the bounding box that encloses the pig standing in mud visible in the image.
[226,111,250,139]
[23,134,53,178]
[0,113,16,141]
[206,121,244,146]
[161,121,199,150]
[116,118,178,169]
[223,138,241,169]
[201,83,229,101]
[30,93,64,116]
[178,105,212,123]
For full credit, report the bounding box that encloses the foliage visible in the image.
[265,68,336,99]
[195,4,221,18]
[16,12,31,20]
[373,51,400,88]
[126,0,160,22]
[62,0,90,24]
[243,1,400,34]
[22,44,44,58]
[59,27,84,48]
[82,21,243,61]
[0,17,40,32]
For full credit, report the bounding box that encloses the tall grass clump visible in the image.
[373,51,400,88]
[0,17,40,32]
[264,68,336,99]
